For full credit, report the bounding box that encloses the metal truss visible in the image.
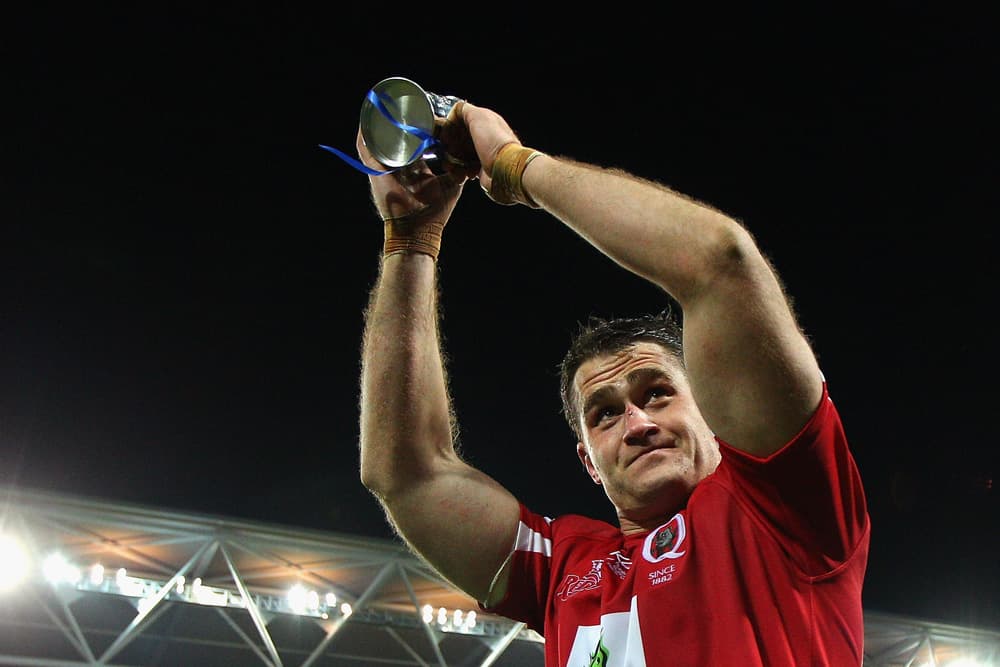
[4,486,997,667]
[0,486,544,666]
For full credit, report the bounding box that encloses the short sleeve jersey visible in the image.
[486,384,870,667]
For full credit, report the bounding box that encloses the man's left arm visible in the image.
[518,152,822,457]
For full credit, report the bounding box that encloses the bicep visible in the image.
[378,458,521,604]
[680,245,823,457]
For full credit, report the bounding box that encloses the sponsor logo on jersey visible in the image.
[557,551,633,601]
[565,597,647,666]
[641,513,687,563]
[589,632,611,666]
[557,559,606,601]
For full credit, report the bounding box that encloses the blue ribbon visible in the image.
[319,89,439,176]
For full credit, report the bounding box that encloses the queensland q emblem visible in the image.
[642,514,687,562]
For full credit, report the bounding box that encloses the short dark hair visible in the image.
[559,307,684,440]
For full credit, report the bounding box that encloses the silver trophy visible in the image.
[359,77,472,170]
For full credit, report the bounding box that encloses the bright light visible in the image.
[0,534,29,593]
[115,568,144,597]
[307,589,319,611]
[287,584,308,614]
[419,605,479,630]
[42,553,67,583]
[42,553,80,585]
[944,659,989,667]
[288,584,319,614]
[325,592,337,607]
[340,602,352,617]
[191,578,227,606]
[89,563,104,586]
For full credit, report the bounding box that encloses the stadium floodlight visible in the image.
[287,583,308,614]
[0,533,29,593]
[42,552,81,586]
[191,577,227,607]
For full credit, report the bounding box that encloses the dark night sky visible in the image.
[2,5,997,632]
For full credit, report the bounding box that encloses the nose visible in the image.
[624,403,658,445]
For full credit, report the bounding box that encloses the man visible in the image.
[356,100,870,666]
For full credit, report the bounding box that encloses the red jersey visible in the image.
[487,384,870,666]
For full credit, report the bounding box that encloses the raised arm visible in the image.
[462,103,822,457]
[356,123,520,605]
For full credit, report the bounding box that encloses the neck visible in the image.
[617,502,686,535]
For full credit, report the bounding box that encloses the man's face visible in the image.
[573,341,720,529]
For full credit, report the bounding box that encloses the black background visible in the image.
[3,5,997,631]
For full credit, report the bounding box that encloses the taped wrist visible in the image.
[383,217,446,261]
[489,143,544,208]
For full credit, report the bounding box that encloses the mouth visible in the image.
[628,444,677,467]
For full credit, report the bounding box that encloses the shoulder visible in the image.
[549,513,622,551]
[518,507,621,550]
[716,381,846,469]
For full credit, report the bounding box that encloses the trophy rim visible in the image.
[359,76,436,169]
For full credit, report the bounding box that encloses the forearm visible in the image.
[356,251,521,603]
[522,154,755,306]
[359,252,456,499]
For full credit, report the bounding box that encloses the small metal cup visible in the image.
[359,77,468,170]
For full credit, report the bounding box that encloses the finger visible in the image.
[448,100,466,123]
[355,127,387,171]
[439,159,470,188]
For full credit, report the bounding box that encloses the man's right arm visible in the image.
[356,133,520,606]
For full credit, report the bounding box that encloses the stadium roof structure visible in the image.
[1,485,998,667]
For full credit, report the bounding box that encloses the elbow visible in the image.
[663,214,767,307]
[359,451,395,499]
[359,441,445,501]
[359,464,381,496]
[359,437,388,497]
[698,220,766,292]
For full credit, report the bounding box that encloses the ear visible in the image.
[576,442,602,485]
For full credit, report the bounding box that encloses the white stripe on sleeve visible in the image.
[514,520,552,557]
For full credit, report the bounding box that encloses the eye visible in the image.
[590,405,621,427]
[645,385,673,404]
